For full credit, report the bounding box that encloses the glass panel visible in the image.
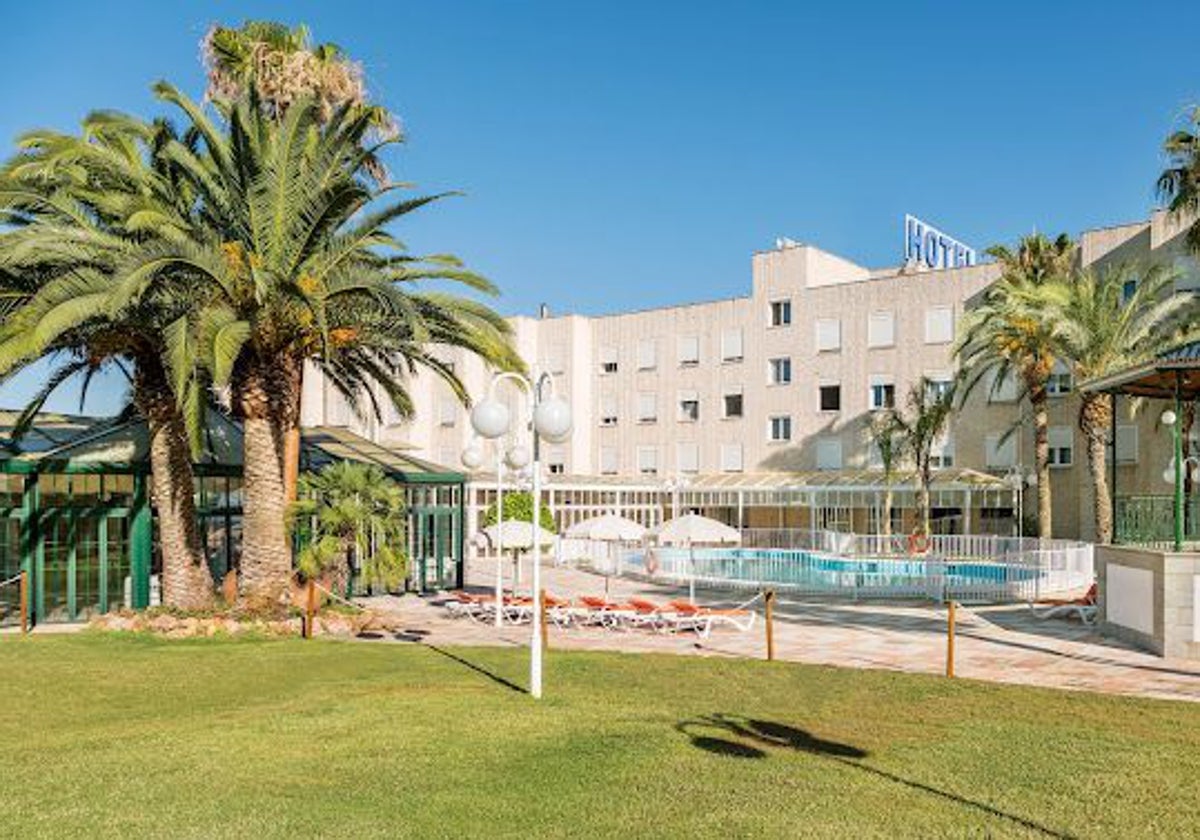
[106,516,130,612]
[38,474,69,508]
[71,474,102,509]
[75,517,101,619]
[42,517,70,622]
[0,518,20,625]
[103,474,134,507]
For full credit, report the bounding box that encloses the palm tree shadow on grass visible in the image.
[676,714,1072,839]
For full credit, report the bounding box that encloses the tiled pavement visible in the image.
[361,559,1200,704]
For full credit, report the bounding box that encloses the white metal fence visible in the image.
[557,529,1094,604]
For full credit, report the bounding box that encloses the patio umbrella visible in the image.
[651,514,742,603]
[477,521,558,596]
[566,513,647,542]
[565,514,648,592]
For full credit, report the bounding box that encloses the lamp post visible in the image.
[469,370,572,699]
[462,437,520,628]
[1161,408,1188,551]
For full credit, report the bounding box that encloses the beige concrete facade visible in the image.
[300,211,1200,541]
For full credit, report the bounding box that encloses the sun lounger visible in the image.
[666,599,756,637]
[1032,583,1098,625]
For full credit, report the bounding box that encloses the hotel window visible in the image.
[930,434,954,469]
[1116,425,1138,464]
[819,384,841,412]
[678,335,700,367]
[768,415,792,442]
[1049,426,1073,467]
[769,299,792,327]
[636,392,658,424]
[867,311,895,349]
[599,446,619,475]
[924,306,954,344]
[637,339,657,371]
[987,370,1018,403]
[546,446,566,475]
[720,328,744,363]
[1047,360,1073,396]
[677,442,700,474]
[437,397,458,427]
[720,443,744,473]
[869,376,895,410]
[768,357,792,385]
[599,393,619,427]
[599,346,618,374]
[816,437,843,470]
[678,390,700,422]
[637,446,660,476]
[925,372,954,402]
[984,433,1016,468]
[723,389,745,418]
[815,319,841,352]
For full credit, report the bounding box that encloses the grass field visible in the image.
[1,634,1198,839]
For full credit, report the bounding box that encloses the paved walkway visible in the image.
[360,559,1200,704]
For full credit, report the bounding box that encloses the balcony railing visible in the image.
[1114,494,1200,549]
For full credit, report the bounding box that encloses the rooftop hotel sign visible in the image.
[904,214,976,270]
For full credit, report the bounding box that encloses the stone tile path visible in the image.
[360,559,1200,704]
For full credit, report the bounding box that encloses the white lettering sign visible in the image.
[905,214,976,270]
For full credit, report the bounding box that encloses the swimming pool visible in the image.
[621,546,1089,603]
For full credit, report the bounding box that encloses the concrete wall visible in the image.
[1097,545,1200,660]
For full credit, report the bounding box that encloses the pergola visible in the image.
[1081,340,1200,550]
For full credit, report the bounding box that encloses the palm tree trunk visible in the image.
[917,462,932,536]
[134,356,214,609]
[882,485,893,537]
[236,352,303,603]
[1079,393,1113,544]
[1031,392,1053,539]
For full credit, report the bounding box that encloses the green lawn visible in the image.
[1,635,1198,839]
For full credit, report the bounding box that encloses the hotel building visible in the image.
[300,210,1200,542]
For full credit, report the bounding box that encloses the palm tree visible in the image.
[0,113,218,608]
[869,412,905,536]
[112,84,520,601]
[1157,106,1200,254]
[956,233,1077,539]
[290,461,407,595]
[883,378,956,537]
[1055,263,1189,543]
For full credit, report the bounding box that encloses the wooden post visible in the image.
[305,578,316,640]
[946,600,956,678]
[539,588,549,650]
[19,569,28,635]
[765,589,776,661]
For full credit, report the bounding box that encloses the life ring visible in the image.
[907,532,931,556]
[644,550,660,575]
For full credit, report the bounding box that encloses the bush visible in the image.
[482,491,557,532]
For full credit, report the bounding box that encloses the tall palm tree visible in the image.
[956,233,1077,539]
[113,84,520,601]
[1055,263,1189,543]
[883,378,957,537]
[1157,105,1200,254]
[869,412,905,536]
[0,113,218,608]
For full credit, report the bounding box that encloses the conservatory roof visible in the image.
[0,410,104,455]
[300,426,464,484]
[1081,340,1200,400]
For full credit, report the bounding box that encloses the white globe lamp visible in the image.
[505,444,531,471]
[534,395,573,443]
[471,398,510,439]
[460,443,484,470]
[1163,409,1178,427]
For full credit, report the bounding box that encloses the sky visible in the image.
[1,0,1197,414]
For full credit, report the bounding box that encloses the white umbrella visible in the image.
[566,514,647,542]
[565,514,647,593]
[652,513,741,546]
[477,521,557,596]
[651,513,741,602]
[478,520,557,550]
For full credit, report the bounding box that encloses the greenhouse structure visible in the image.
[0,413,465,626]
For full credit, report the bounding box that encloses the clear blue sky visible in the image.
[1,0,1197,414]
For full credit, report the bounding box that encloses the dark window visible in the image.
[724,393,744,418]
[819,385,841,412]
